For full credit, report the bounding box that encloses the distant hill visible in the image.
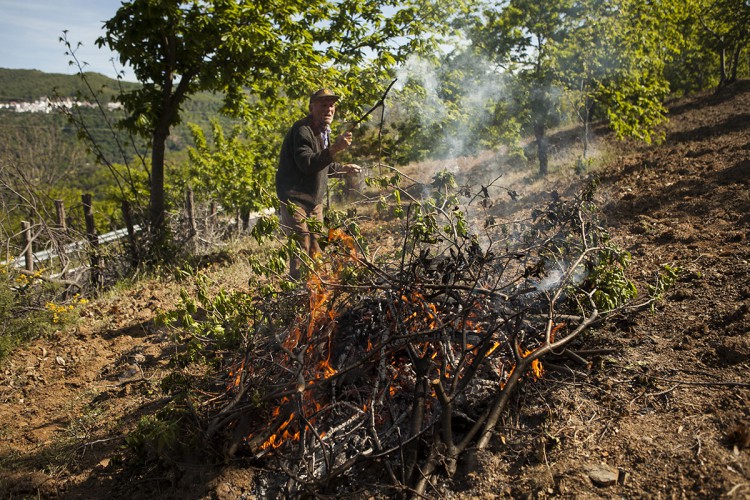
[0,68,140,102]
[0,68,239,163]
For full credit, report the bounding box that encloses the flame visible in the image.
[260,412,295,450]
[317,357,337,378]
[245,229,360,453]
[550,322,566,342]
[399,292,440,332]
[521,349,544,380]
[486,341,500,357]
[530,358,544,379]
[328,228,357,255]
[226,358,245,391]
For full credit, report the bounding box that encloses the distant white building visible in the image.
[0,97,121,113]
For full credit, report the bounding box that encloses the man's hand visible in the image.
[330,131,353,155]
[341,163,361,175]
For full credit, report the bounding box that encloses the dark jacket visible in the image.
[276,115,339,209]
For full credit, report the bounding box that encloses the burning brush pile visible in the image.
[190,181,641,497]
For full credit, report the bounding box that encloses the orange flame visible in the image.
[550,322,566,342]
[486,341,500,357]
[226,358,245,391]
[260,412,295,450]
[522,349,544,379]
[328,228,357,255]
[248,230,360,453]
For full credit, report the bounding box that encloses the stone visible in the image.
[587,464,619,487]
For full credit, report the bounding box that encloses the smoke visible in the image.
[388,48,605,251]
[394,57,448,128]
[394,51,510,161]
[534,264,588,293]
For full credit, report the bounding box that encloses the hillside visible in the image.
[0,68,140,102]
[0,68,237,165]
[0,81,748,498]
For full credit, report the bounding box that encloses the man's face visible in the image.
[310,97,337,127]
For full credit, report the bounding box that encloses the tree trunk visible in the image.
[730,44,741,83]
[150,126,168,248]
[22,221,33,272]
[186,186,197,237]
[534,121,549,177]
[55,200,67,231]
[121,200,139,267]
[583,96,594,160]
[82,194,102,288]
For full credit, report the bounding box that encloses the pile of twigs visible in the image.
[200,182,638,497]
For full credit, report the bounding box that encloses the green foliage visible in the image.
[587,247,638,311]
[582,0,683,143]
[688,0,750,85]
[125,408,189,465]
[184,121,276,215]
[663,0,721,93]
[431,169,459,208]
[409,201,441,244]
[0,267,81,360]
[158,271,258,366]
[648,263,681,309]
[250,214,280,245]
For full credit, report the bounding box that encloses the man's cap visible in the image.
[310,88,340,103]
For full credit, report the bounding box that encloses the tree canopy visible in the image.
[96,0,449,254]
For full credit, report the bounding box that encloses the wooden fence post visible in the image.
[208,201,217,231]
[82,194,102,288]
[22,221,33,272]
[121,200,139,267]
[55,200,67,231]
[186,187,197,237]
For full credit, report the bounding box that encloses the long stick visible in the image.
[348,78,398,130]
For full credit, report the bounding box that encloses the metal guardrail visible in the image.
[2,225,141,270]
[2,207,276,271]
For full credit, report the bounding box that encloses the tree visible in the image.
[470,0,573,175]
[471,0,685,173]
[693,0,750,86]
[556,0,685,147]
[97,0,446,255]
[185,121,276,222]
[663,0,721,93]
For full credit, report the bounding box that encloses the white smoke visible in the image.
[534,263,588,293]
[394,51,509,160]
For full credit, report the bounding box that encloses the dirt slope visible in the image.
[0,82,748,499]
[471,81,750,498]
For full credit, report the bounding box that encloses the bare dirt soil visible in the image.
[1,81,748,499]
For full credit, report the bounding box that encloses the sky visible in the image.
[0,0,136,81]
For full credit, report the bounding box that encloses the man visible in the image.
[276,88,360,279]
